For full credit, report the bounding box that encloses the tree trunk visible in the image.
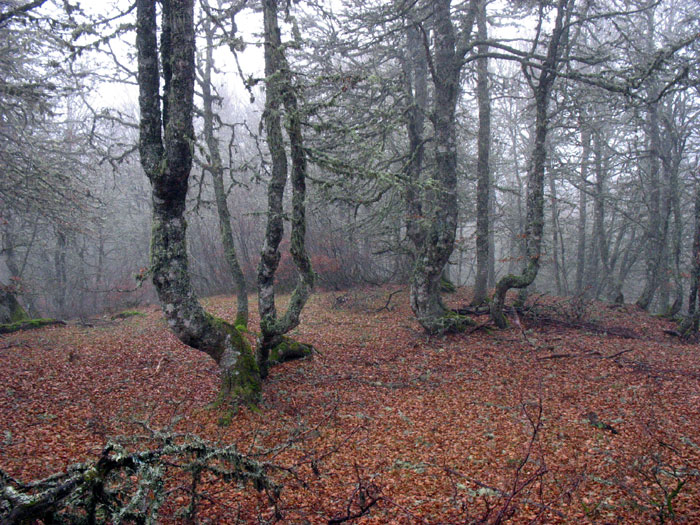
[402,22,427,254]
[680,178,700,336]
[636,10,666,312]
[575,116,590,295]
[54,230,67,316]
[136,0,259,406]
[491,0,571,328]
[548,166,563,295]
[200,10,248,328]
[471,1,492,305]
[257,0,314,378]
[409,0,477,334]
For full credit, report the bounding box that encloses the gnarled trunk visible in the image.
[256,0,314,378]
[491,0,571,328]
[136,0,259,406]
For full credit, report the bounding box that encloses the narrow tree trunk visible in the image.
[471,0,491,305]
[137,0,259,406]
[548,167,563,295]
[665,119,683,316]
[575,117,590,295]
[491,0,571,328]
[54,230,67,316]
[200,11,248,328]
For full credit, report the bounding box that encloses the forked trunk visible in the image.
[137,0,259,406]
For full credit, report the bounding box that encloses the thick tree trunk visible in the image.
[257,0,314,378]
[200,13,248,328]
[137,0,259,406]
[409,0,477,334]
[491,0,570,328]
[402,22,427,253]
[472,0,491,306]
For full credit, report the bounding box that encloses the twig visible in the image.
[375,288,403,313]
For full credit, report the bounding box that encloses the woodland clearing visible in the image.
[1,287,699,523]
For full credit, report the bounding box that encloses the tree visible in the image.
[408,0,478,334]
[136,0,259,405]
[471,0,492,306]
[198,2,248,328]
[256,0,314,379]
[491,0,573,328]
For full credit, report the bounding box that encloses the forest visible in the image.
[1,0,700,522]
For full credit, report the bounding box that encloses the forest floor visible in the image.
[1,286,700,524]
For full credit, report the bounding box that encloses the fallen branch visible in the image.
[375,288,403,313]
[0,432,279,524]
[0,319,65,334]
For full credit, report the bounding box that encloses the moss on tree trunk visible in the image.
[136,0,260,410]
[0,288,28,324]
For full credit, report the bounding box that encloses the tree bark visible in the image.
[491,0,571,328]
[472,0,492,306]
[137,0,259,406]
[200,11,248,328]
[257,0,314,378]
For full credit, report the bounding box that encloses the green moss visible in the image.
[439,277,457,293]
[111,310,146,320]
[234,312,248,332]
[423,310,475,335]
[0,318,62,334]
[269,336,313,365]
[9,303,28,323]
[207,314,262,417]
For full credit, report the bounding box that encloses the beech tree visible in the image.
[256,0,314,378]
[490,0,573,328]
[136,0,259,405]
[406,0,479,334]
